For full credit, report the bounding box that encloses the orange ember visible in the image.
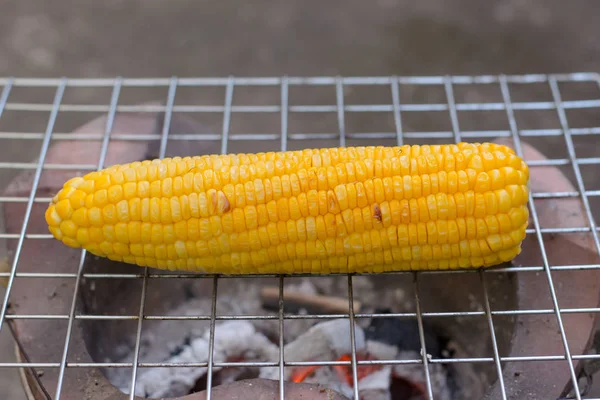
[290,352,383,386]
[333,353,382,386]
[291,365,321,383]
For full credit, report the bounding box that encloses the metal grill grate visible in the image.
[0,73,599,400]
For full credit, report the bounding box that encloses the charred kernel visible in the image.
[373,203,382,223]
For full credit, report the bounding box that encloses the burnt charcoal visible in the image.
[365,308,447,359]
[390,374,427,400]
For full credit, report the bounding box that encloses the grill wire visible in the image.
[0,73,599,400]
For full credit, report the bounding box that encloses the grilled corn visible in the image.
[45,143,529,274]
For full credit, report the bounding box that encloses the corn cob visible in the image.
[45,142,530,274]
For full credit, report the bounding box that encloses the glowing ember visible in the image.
[291,365,321,383]
[333,353,383,386]
[290,352,429,399]
[291,352,383,386]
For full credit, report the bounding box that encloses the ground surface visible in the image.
[1,1,600,398]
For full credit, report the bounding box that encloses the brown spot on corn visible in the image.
[218,191,231,214]
[327,190,340,213]
[373,203,382,222]
[207,189,218,215]
[44,143,530,274]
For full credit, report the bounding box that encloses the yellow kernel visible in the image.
[173,176,183,196]
[128,222,141,243]
[55,199,73,219]
[355,182,368,208]
[65,176,85,189]
[94,174,111,190]
[102,204,117,224]
[102,225,116,241]
[317,191,328,215]
[474,193,486,218]
[210,216,222,237]
[437,220,448,244]
[333,185,348,211]
[69,190,86,209]
[108,185,123,203]
[457,171,469,193]
[207,189,219,216]
[115,223,129,243]
[71,208,89,227]
[417,223,428,245]
[245,206,258,230]
[275,198,289,221]
[476,219,489,238]
[509,207,527,228]
[498,214,512,232]
[403,176,413,199]
[45,206,61,226]
[116,200,129,221]
[151,224,163,244]
[417,198,429,222]
[426,221,438,244]
[463,191,476,216]
[123,182,137,199]
[78,180,95,194]
[486,234,503,252]
[57,186,76,201]
[510,228,526,245]
[174,220,188,241]
[60,220,78,238]
[170,197,182,222]
[61,236,81,248]
[474,172,491,193]
[89,226,103,242]
[412,175,422,198]
[94,189,108,207]
[489,169,505,190]
[506,185,526,207]
[150,180,161,197]
[409,199,419,223]
[392,176,404,200]
[84,194,94,208]
[130,244,144,257]
[114,242,130,256]
[99,241,113,255]
[495,189,512,213]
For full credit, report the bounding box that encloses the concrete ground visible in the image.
[1,1,600,398]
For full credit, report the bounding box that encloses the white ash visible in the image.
[359,366,393,391]
[115,320,278,398]
[259,318,366,381]
[104,277,453,399]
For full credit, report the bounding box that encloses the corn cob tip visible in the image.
[45,143,530,273]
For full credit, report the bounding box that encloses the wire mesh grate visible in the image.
[0,73,599,400]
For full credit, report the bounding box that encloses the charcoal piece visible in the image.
[365,308,447,359]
